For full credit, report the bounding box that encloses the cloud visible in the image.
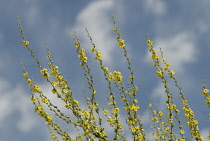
[145,31,197,73]
[144,31,199,113]
[144,0,167,16]
[0,78,14,125]
[195,20,210,34]
[200,129,210,140]
[15,86,39,132]
[26,4,39,26]
[150,82,167,109]
[0,78,39,132]
[67,0,120,65]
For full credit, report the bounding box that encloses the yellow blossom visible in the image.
[92,89,97,94]
[23,72,28,79]
[94,52,102,60]
[51,82,57,86]
[51,87,59,94]
[30,97,37,102]
[113,28,117,31]
[103,110,108,114]
[204,89,210,93]
[118,39,125,47]
[133,85,138,92]
[108,72,114,81]
[32,85,41,92]
[161,58,166,62]
[22,40,29,46]
[165,63,170,68]
[91,48,96,52]
[149,103,152,107]
[46,54,51,58]
[206,96,210,105]
[133,99,138,103]
[75,42,80,48]
[65,104,71,109]
[180,129,185,134]
[27,79,33,86]
[47,116,53,120]
[146,40,153,45]
[122,98,126,102]
[81,110,90,116]
[62,89,69,94]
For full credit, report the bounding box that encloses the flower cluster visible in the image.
[18,16,209,141]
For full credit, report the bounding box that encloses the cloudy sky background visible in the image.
[0,0,210,140]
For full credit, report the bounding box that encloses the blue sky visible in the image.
[0,0,210,140]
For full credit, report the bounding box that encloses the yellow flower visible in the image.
[22,40,29,46]
[91,48,96,52]
[151,54,159,60]
[118,39,125,47]
[149,103,152,107]
[133,99,138,103]
[56,75,63,80]
[75,42,80,48]
[165,63,170,68]
[108,72,114,81]
[51,82,57,86]
[47,116,53,119]
[122,98,126,102]
[51,134,58,139]
[46,54,51,58]
[65,104,71,109]
[109,95,115,99]
[131,127,136,132]
[92,89,97,94]
[161,58,166,62]
[94,52,102,60]
[62,98,67,103]
[81,110,90,116]
[51,88,59,94]
[27,79,33,86]
[113,28,117,31]
[180,129,185,134]
[103,110,108,114]
[73,100,79,104]
[42,72,50,78]
[114,108,120,113]
[23,72,28,79]
[146,40,153,45]
[206,96,210,105]
[62,89,69,94]
[30,97,37,102]
[156,69,163,77]
[40,68,48,74]
[168,119,173,123]
[89,104,97,109]
[133,85,138,91]
[32,85,41,92]
[204,89,210,93]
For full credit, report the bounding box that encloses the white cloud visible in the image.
[150,82,167,109]
[27,5,39,26]
[195,20,210,34]
[15,86,39,132]
[0,79,14,125]
[200,129,210,140]
[145,0,167,16]
[68,0,120,65]
[0,78,40,132]
[145,31,197,73]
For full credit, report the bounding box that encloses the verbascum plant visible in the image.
[18,16,210,141]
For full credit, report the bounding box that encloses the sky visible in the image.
[0,0,210,140]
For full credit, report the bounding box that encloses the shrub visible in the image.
[18,17,210,141]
